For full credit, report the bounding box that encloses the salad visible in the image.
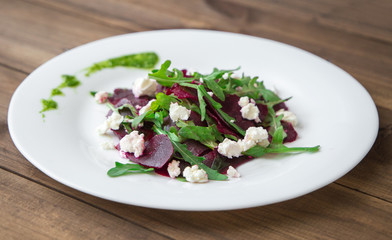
[95,60,320,183]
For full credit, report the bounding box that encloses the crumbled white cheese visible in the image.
[207,91,214,97]
[139,99,156,115]
[276,109,298,126]
[132,77,157,98]
[240,126,269,151]
[94,91,108,104]
[199,78,204,83]
[183,165,208,183]
[119,131,145,157]
[238,96,249,107]
[227,166,240,178]
[100,141,115,150]
[107,112,124,130]
[240,103,260,122]
[217,138,243,159]
[238,96,260,122]
[222,73,229,79]
[167,160,181,178]
[169,102,191,122]
[96,111,124,135]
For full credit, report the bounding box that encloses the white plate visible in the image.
[8,29,378,211]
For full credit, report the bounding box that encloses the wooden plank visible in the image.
[0,0,125,73]
[1,167,391,239]
[337,106,392,201]
[0,169,169,240]
[220,0,392,43]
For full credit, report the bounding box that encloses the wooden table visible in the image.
[1,0,391,239]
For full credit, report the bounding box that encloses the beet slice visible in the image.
[184,139,210,156]
[126,134,174,168]
[273,102,288,112]
[282,121,298,143]
[257,103,269,123]
[166,83,198,101]
[108,88,151,107]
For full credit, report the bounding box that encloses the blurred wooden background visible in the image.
[1,0,391,239]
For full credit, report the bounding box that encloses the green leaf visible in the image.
[148,60,194,87]
[197,87,207,121]
[178,125,222,148]
[151,92,178,111]
[244,145,320,158]
[90,91,97,97]
[202,77,225,101]
[132,110,153,129]
[85,52,159,76]
[107,162,154,177]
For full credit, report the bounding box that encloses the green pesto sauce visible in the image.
[40,52,159,118]
[84,52,159,76]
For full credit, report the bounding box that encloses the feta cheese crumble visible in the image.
[218,126,269,158]
[94,91,108,104]
[227,166,240,178]
[96,111,124,135]
[139,99,156,115]
[169,102,191,122]
[276,109,298,126]
[167,160,181,178]
[217,138,243,159]
[242,126,269,149]
[132,77,157,98]
[183,165,208,183]
[119,131,145,157]
[238,96,260,122]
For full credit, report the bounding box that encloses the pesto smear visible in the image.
[40,52,159,117]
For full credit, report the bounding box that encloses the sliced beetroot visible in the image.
[282,121,297,143]
[108,88,151,107]
[218,94,256,131]
[126,134,173,168]
[166,83,198,101]
[206,108,239,137]
[205,94,254,136]
[220,155,253,174]
[184,139,210,156]
[189,111,207,127]
[273,102,288,111]
[257,103,269,123]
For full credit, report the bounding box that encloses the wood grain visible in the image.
[1,0,391,239]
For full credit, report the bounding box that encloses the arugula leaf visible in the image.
[153,126,228,180]
[178,125,223,148]
[90,91,97,97]
[151,92,178,111]
[148,60,194,87]
[131,110,153,129]
[244,144,320,157]
[107,162,154,177]
[85,52,159,76]
[196,67,239,101]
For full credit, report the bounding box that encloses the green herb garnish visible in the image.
[107,162,154,177]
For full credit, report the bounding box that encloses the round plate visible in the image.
[8,29,378,211]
